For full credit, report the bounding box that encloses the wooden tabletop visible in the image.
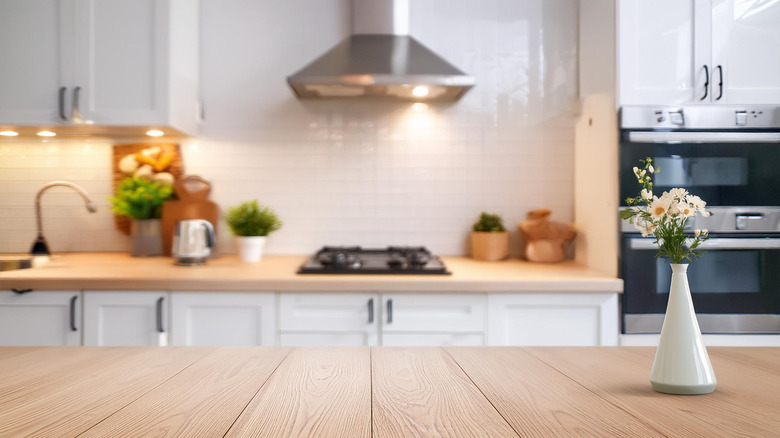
[1,347,777,437]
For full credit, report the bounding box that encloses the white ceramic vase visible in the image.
[650,263,717,395]
[235,236,266,262]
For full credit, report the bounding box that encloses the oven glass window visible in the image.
[654,251,761,294]
[654,157,748,187]
[620,139,780,206]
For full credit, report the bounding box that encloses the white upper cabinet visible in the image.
[0,0,70,125]
[619,0,701,105]
[619,0,780,105]
[0,0,199,134]
[710,0,780,104]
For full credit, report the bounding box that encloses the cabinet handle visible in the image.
[700,65,709,101]
[367,298,374,323]
[11,288,33,294]
[715,65,723,100]
[156,297,164,333]
[72,86,82,121]
[69,295,78,332]
[58,87,68,120]
[387,299,393,324]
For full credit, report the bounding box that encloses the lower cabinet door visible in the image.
[83,291,168,346]
[170,292,276,346]
[0,290,81,346]
[488,293,619,346]
[382,332,485,347]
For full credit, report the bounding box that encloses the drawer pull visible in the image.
[11,288,33,294]
[69,295,78,331]
[367,298,374,324]
[387,299,393,324]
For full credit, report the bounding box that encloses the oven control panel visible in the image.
[621,105,780,129]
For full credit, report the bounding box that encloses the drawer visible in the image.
[381,294,486,332]
[279,293,378,332]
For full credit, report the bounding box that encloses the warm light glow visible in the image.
[411,103,428,112]
[36,131,56,137]
[146,129,164,137]
[0,130,19,137]
[412,86,429,97]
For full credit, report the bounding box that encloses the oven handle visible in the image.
[630,237,780,250]
[626,131,780,143]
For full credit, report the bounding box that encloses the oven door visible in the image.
[622,236,780,334]
[620,131,780,207]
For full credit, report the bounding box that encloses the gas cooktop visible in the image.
[298,246,450,275]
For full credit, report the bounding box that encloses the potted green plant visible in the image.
[109,176,173,256]
[225,200,282,262]
[471,212,509,261]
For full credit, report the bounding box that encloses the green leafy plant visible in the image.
[225,200,282,237]
[620,157,710,263]
[109,177,173,220]
[473,212,506,232]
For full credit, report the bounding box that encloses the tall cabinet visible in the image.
[619,0,780,105]
[0,0,200,134]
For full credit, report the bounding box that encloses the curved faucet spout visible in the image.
[33,181,97,255]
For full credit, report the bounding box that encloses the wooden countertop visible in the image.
[1,347,777,437]
[0,252,622,293]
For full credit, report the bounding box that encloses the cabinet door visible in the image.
[279,293,379,346]
[488,294,619,346]
[380,294,486,333]
[170,292,276,346]
[618,0,709,105]
[83,291,168,346]
[0,291,81,346]
[71,0,168,125]
[0,0,71,124]
[711,0,780,104]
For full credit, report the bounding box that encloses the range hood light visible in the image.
[146,129,164,137]
[0,130,19,137]
[412,86,429,97]
[36,131,56,137]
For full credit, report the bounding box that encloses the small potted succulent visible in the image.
[109,176,173,256]
[225,200,282,262]
[471,212,509,261]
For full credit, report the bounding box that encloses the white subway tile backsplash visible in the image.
[0,0,579,256]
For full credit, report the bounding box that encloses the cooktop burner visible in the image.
[298,246,450,275]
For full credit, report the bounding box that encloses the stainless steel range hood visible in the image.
[287,0,475,101]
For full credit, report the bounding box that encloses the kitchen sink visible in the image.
[0,256,33,271]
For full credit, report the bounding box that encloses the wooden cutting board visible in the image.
[161,176,219,256]
[112,143,183,235]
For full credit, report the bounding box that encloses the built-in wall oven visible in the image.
[620,105,780,334]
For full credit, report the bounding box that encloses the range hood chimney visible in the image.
[287,0,475,101]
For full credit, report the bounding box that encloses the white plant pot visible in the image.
[235,236,266,263]
[650,263,717,395]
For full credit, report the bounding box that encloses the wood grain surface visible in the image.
[446,347,664,437]
[79,347,290,438]
[225,348,371,437]
[0,346,778,438]
[371,347,518,438]
[527,347,780,438]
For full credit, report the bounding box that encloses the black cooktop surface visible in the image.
[298,246,451,275]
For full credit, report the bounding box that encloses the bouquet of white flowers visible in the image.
[620,157,711,264]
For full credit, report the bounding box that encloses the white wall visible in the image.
[0,0,579,256]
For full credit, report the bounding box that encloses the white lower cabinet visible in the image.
[279,293,379,346]
[488,293,619,346]
[0,290,81,346]
[380,294,487,346]
[170,292,276,346]
[83,291,168,346]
